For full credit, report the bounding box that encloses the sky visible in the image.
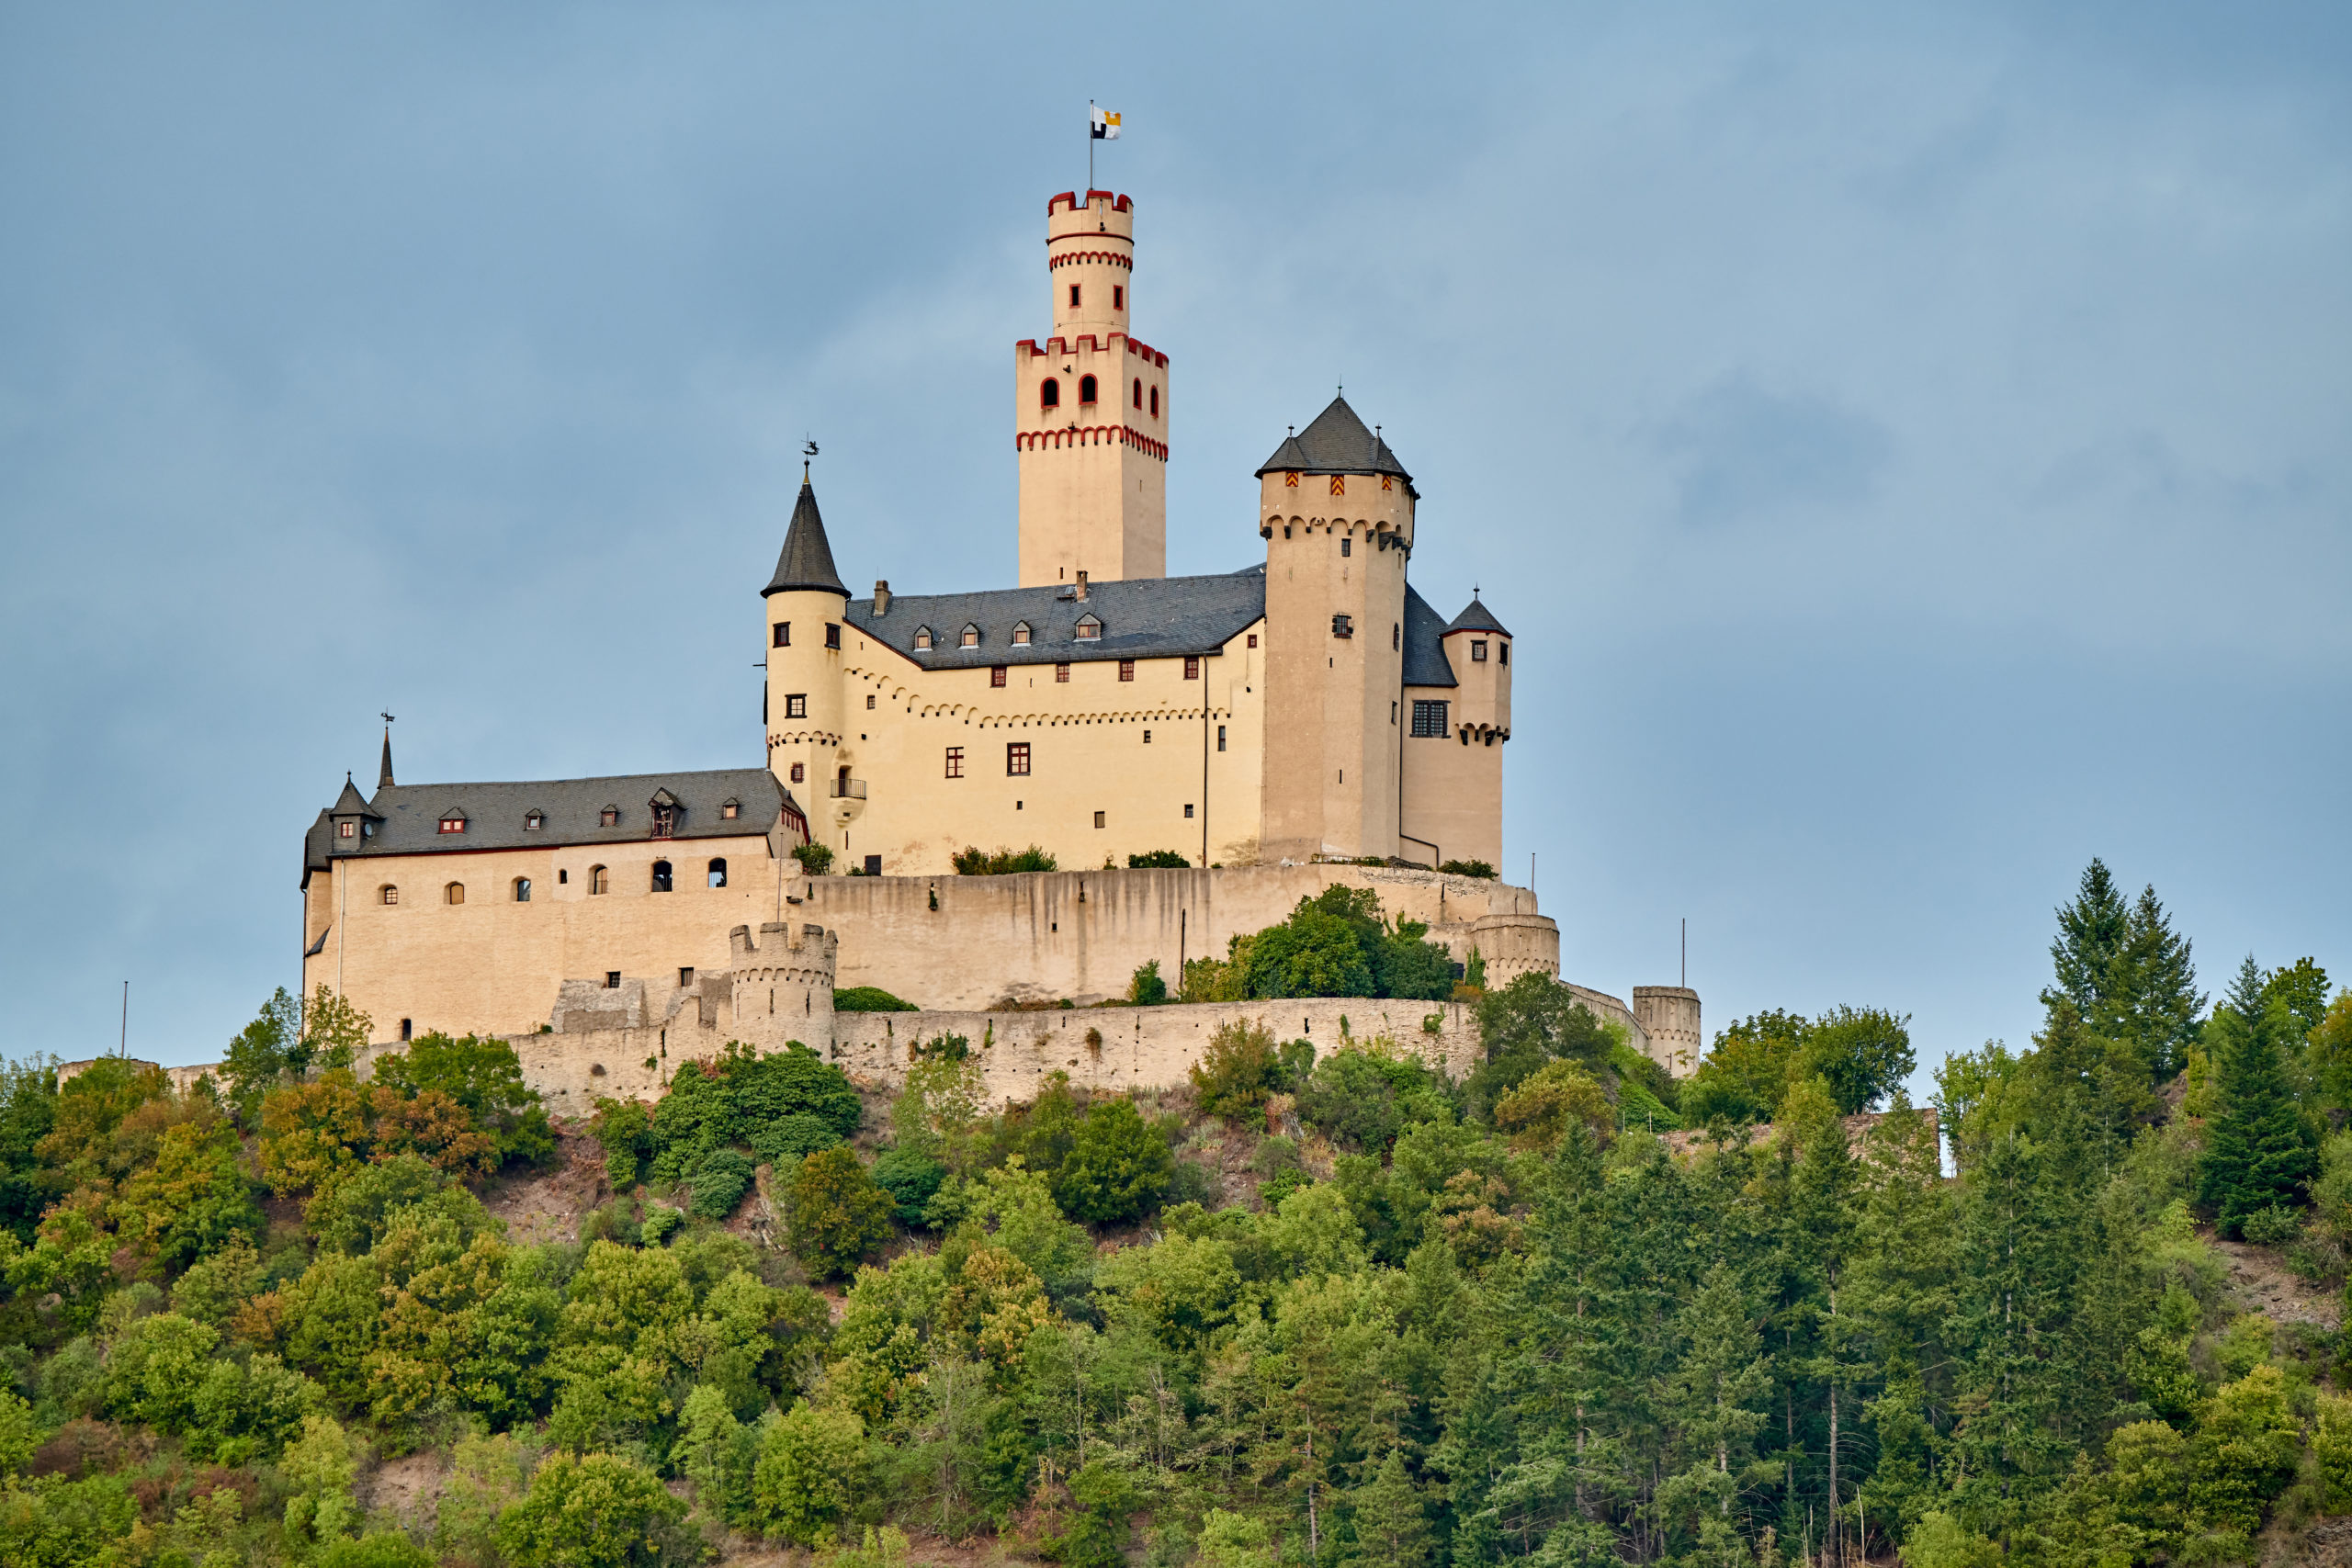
[2,3,2346,1099]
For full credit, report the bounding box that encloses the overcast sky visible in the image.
[3,3,2346,1096]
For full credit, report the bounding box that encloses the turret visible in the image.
[1015,190,1169,587]
[1255,395,1417,863]
[763,479,855,855]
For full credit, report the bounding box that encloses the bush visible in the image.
[833,987,917,1013]
[492,1450,687,1568]
[2240,1204,2304,1247]
[1055,1097,1174,1224]
[1128,960,1169,1007]
[1439,859,1497,879]
[752,1114,844,1163]
[789,1148,895,1278]
[952,845,1059,874]
[872,1147,948,1224]
[692,1150,758,1220]
[649,1043,861,1181]
[792,843,835,876]
[1127,851,1190,868]
[369,1032,556,1168]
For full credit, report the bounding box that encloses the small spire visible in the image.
[378,716,395,790]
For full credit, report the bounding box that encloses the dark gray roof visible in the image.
[843,565,1266,671]
[378,728,395,789]
[306,767,798,876]
[1402,586,1457,689]
[763,481,848,598]
[1256,395,1413,489]
[333,774,377,817]
[1446,596,1510,637]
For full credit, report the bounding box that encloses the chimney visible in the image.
[1074,570,1088,601]
[873,580,890,616]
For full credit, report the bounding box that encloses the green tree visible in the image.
[1465,973,1618,1121]
[221,987,308,1123]
[1802,1006,1915,1115]
[110,1112,261,1269]
[2188,1363,2302,1540]
[1345,1449,1434,1568]
[281,1412,361,1551]
[493,1450,689,1568]
[369,1032,555,1168]
[789,1148,895,1279]
[302,987,373,1072]
[751,1401,866,1544]
[2049,858,2132,1021]
[2198,956,2318,1235]
[2262,957,2332,1041]
[1128,959,1170,1006]
[0,1055,57,1247]
[1055,1097,1173,1224]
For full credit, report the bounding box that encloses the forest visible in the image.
[2,858,2349,1567]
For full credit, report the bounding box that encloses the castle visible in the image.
[291,186,1701,1091]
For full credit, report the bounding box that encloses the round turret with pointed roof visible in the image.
[1257,394,1415,494]
[1446,594,1510,637]
[763,479,849,598]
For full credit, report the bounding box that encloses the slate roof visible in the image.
[1445,596,1511,637]
[1402,586,1458,689]
[763,481,849,598]
[304,767,797,881]
[842,564,1268,671]
[1256,395,1414,490]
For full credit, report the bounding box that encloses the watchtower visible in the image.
[1014,191,1170,588]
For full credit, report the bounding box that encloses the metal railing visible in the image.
[830,779,867,800]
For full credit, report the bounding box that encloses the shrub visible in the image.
[590,1097,654,1189]
[1055,1097,1174,1224]
[1494,1060,1614,1152]
[872,1147,948,1224]
[752,1113,844,1163]
[1127,851,1190,869]
[952,845,1058,875]
[639,1205,684,1245]
[649,1043,861,1182]
[789,1148,895,1278]
[833,987,917,1013]
[2240,1205,2304,1247]
[693,1150,758,1220]
[1128,960,1169,1007]
[792,843,835,876]
[1190,1020,1294,1120]
[369,1032,556,1168]
[1439,859,1497,879]
[492,1450,687,1568]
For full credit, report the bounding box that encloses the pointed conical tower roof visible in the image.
[1256,394,1413,487]
[1446,594,1510,637]
[334,772,374,816]
[378,727,395,790]
[763,479,849,598]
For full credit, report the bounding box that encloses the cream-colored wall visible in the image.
[773,620,1265,877]
[1399,685,1499,870]
[300,832,792,1044]
[1257,472,1416,863]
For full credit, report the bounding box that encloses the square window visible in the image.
[865,853,882,875]
[944,747,964,778]
[721,802,739,819]
[1056,663,1070,682]
[786,694,808,718]
[1412,700,1449,738]
[439,816,466,833]
[824,623,841,649]
[1184,657,1199,679]
[679,966,695,987]
[991,666,1007,687]
[605,971,621,989]
[1332,614,1353,638]
[1007,742,1031,776]
[1472,640,1487,662]
[1093,810,1105,829]
[601,807,618,826]
[526,811,544,829]
[1118,660,1135,682]
[962,627,980,648]
[773,623,789,648]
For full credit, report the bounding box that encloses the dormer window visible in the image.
[524,810,545,830]
[1012,622,1032,646]
[649,789,680,839]
[1074,615,1102,640]
[720,798,741,820]
[438,814,467,834]
[599,806,619,828]
[961,625,980,648]
[338,820,355,839]
[913,626,933,649]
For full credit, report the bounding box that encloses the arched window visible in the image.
[651,860,673,893]
[514,877,531,902]
[1040,378,1060,410]
[1080,375,1097,405]
[590,865,609,895]
[1149,386,1159,418]
[380,886,399,906]
[1132,378,1142,409]
[707,859,728,888]
[444,882,465,906]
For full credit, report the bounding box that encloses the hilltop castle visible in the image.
[294,187,1696,1079]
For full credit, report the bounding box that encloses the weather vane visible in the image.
[803,438,819,482]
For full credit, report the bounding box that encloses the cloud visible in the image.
[1654,375,1893,527]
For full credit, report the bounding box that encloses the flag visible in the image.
[1091,103,1121,141]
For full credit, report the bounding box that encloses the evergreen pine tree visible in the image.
[2049,859,2132,1020]
[2107,885,2203,1084]
[2196,956,2318,1235]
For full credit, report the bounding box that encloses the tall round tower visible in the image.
[1014,190,1170,588]
[763,479,854,856]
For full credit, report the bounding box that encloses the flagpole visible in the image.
[1088,100,1094,191]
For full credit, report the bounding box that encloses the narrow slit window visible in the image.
[1132,378,1142,409]
[1149,386,1159,417]
[1113,285,1124,310]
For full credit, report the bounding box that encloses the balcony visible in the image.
[830,779,867,800]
